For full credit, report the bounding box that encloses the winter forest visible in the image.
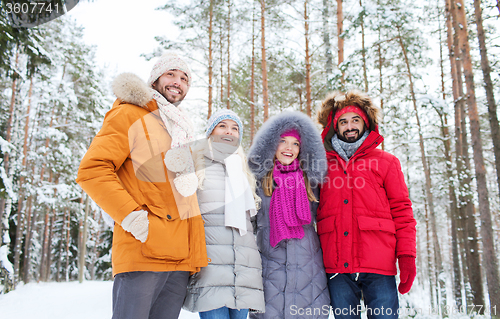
[1,0,500,317]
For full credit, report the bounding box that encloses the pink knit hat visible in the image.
[280,129,301,143]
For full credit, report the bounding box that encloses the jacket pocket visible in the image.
[141,212,189,260]
[317,215,338,268]
[356,215,396,270]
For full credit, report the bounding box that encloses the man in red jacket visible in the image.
[315,90,417,319]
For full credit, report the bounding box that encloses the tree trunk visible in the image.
[55,208,66,282]
[455,0,500,315]
[425,200,436,308]
[250,4,256,142]
[2,47,20,174]
[436,106,463,308]
[39,210,50,281]
[226,0,231,110]
[448,0,484,307]
[21,80,37,284]
[13,76,34,286]
[439,1,462,307]
[336,0,344,84]
[261,0,269,122]
[22,195,35,284]
[377,29,385,151]
[360,0,368,92]
[39,171,54,282]
[0,47,20,238]
[89,209,101,281]
[473,0,500,203]
[220,24,224,107]
[398,30,447,308]
[322,0,333,89]
[44,209,55,281]
[208,0,214,119]
[304,0,312,117]
[66,204,72,282]
[78,195,90,283]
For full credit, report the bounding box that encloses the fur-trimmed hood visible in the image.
[316,90,381,132]
[248,111,327,185]
[112,73,154,107]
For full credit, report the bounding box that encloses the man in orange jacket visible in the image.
[76,52,207,319]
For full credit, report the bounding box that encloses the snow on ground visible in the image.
[0,281,199,319]
[0,280,458,319]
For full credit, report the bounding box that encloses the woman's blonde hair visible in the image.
[262,158,317,202]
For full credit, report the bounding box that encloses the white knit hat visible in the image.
[147,52,192,88]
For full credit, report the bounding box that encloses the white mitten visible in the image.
[121,210,149,243]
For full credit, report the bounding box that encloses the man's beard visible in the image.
[157,85,186,104]
[338,129,364,143]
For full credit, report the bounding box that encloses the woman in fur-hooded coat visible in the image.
[247,111,330,319]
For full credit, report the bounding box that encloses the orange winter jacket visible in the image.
[76,95,207,276]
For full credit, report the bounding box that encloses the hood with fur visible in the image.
[248,111,327,185]
[316,90,381,132]
[112,73,154,107]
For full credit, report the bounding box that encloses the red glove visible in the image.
[398,256,416,294]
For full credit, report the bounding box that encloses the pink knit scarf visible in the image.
[269,158,311,247]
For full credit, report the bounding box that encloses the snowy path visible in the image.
[0,281,199,319]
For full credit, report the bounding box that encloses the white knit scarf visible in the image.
[204,140,256,236]
[152,90,198,197]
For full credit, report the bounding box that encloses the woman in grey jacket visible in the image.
[183,109,265,319]
[248,111,330,319]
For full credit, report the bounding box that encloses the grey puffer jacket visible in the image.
[183,156,265,313]
[248,112,330,319]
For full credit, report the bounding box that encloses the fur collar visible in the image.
[112,73,153,107]
[247,111,327,185]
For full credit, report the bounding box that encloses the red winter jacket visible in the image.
[317,126,416,276]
